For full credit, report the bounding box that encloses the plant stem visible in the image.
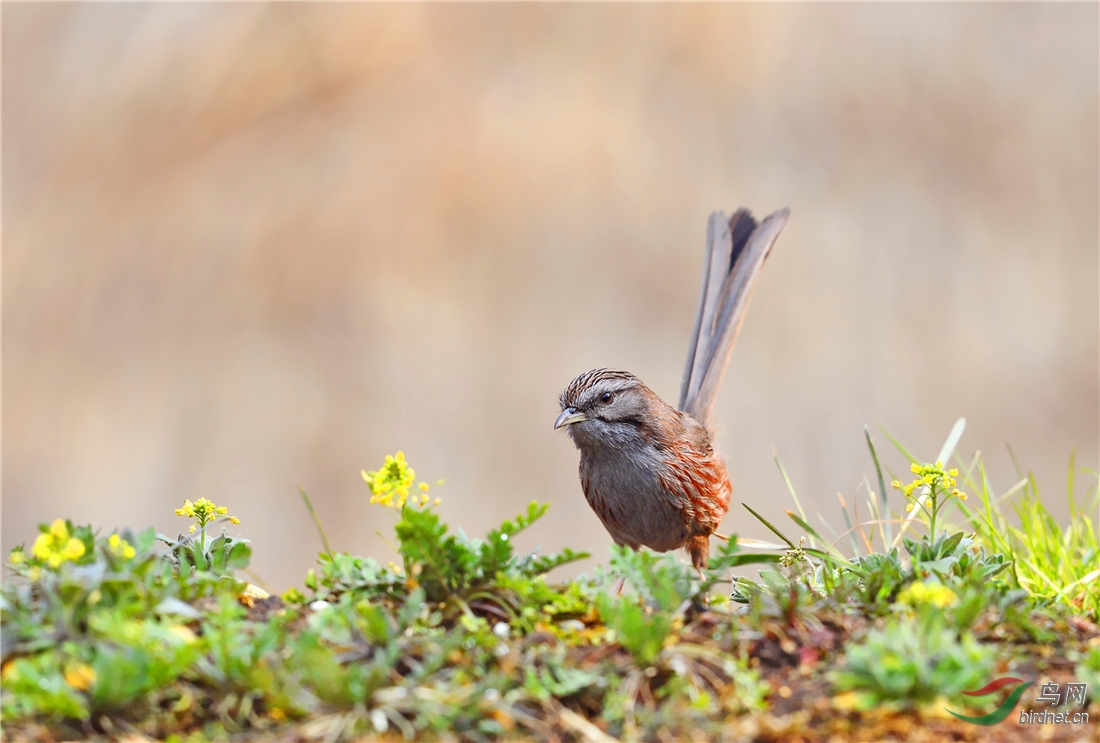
[929,489,937,538]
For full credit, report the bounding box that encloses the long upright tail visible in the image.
[678,207,790,430]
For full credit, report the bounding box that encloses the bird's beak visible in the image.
[554,407,587,429]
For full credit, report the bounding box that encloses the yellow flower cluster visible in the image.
[64,663,97,691]
[897,580,957,609]
[891,460,966,512]
[107,533,136,560]
[175,497,240,533]
[31,519,86,569]
[363,451,442,510]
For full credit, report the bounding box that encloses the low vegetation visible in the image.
[2,422,1097,741]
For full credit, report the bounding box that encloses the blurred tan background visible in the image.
[4,3,1097,590]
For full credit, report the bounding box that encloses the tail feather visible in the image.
[678,207,790,429]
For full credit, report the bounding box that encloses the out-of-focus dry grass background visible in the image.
[3,4,1097,590]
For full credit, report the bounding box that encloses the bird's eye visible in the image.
[600,392,614,404]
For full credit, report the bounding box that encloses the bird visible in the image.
[554,208,790,572]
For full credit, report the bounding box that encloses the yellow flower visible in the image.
[175,497,239,529]
[32,534,52,561]
[31,520,86,570]
[364,451,422,510]
[898,581,956,609]
[9,549,24,565]
[891,480,901,490]
[64,663,97,691]
[63,538,85,561]
[895,461,969,521]
[107,534,136,560]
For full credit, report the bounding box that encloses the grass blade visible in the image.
[741,502,795,548]
[1006,444,1025,482]
[864,481,886,551]
[736,537,789,550]
[1067,448,1077,520]
[774,450,814,548]
[865,426,892,544]
[936,417,966,466]
[786,510,849,561]
[802,547,850,566]
[837,493,861,557]
[880,425,919,464]
[785,510,826,543]
[297,482,333,558]
[813,507,839,539]
[851,490,873,553]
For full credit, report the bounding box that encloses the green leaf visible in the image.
[597,592,671,666]
[741,503,795,549]
[225,540,251,570]
[938,531,965,559]
[865,426,892,545]
[936,418,967,468]
[880,425,919,464]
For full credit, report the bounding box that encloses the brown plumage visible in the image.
[555,208,790,570]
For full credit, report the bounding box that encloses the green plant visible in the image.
[841,549,907,608]
[1,522,218,723]
[159,498,250,575]
[3,440,1092,742]
[596,547,692,665]
[600,645,766,741]
[954,452,1100,619]
[1074,641,1100,698]
[293,452,597,649]
[1,649,90,721]
[84,612,204,711]
[305,551,405,602]
[832,617,993,711]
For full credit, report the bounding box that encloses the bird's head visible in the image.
[554,368,659,449]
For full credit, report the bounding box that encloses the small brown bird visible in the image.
[555,208,789,570]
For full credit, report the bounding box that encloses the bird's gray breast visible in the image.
[578,435,688,553]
